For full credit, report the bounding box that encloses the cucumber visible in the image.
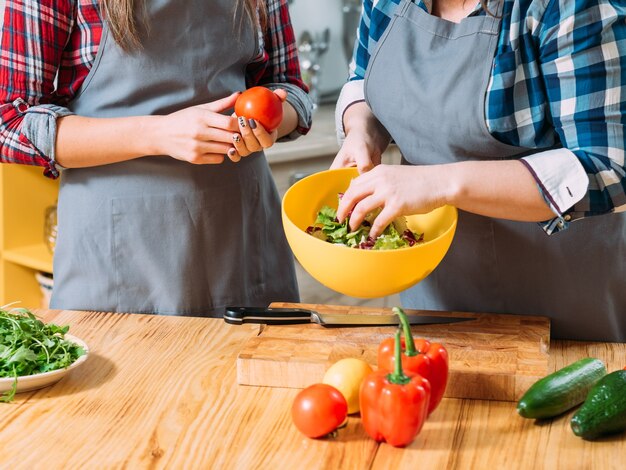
[570,370,626,439]
[517,358,606,419]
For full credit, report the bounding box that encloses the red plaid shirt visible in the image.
[0,0,308,178]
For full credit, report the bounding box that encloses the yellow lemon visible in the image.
[322,358,373,414]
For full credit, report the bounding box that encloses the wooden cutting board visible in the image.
[236,303,551,401]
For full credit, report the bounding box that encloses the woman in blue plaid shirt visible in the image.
[333,0,625,341]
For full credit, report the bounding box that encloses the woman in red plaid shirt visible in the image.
[0,0,313,316]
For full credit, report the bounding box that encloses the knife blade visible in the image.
[223,306,474,327]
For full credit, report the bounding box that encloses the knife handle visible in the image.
[224,307,313,325]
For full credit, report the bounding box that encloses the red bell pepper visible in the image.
[360,329,431,447]
[377,307,449,414]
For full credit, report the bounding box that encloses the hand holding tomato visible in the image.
[158,93,240,165]
[292,383,348,438]
[235,87,284,130]
[229,87,286,162]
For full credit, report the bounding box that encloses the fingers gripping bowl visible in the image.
[281,168,458,298]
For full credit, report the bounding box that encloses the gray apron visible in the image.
[50,0,299,316]
[364,0,626,341]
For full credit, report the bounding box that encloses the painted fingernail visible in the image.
[228,148,236,157]
[238,116,246,128]
[233,134,241,143]
[248,119,257,129]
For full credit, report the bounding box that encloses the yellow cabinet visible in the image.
[0,163,58,308]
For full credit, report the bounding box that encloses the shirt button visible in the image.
[564,215,572,221]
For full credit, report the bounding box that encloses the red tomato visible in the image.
[234,86,283,131]
[291,383,348,438]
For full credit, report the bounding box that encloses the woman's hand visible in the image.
[331,101,391,173]
[229,89,288,162]
[156,92,241,164]
[330,129,383,173]
[337,164,448,239]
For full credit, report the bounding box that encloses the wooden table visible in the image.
[0,310,623,469]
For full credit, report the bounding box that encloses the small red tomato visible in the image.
[291,383,348,438]
[234,86,283,131]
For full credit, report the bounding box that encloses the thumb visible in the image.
[199,92,241,113]
[330,147,356,170]
[356,158,375,174]
[273,88,288,102]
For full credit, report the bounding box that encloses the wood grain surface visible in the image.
[237,303,551,401]
[0,309,623,469]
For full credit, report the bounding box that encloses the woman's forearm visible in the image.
[444,160,555,221]
[56,93,242,168]
[276,101,299,139]
[55,115,159,168]
[343,101,391,154]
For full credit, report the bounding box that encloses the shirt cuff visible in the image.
[264,83,313,142]
[520,148,589,234]
[18,99,75,177]
[335,80,365,145]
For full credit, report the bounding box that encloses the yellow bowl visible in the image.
[282,168,458,298]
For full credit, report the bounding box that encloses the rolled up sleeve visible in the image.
[246,0,313,141]
[0,0,76,178]
[520,148,589,232]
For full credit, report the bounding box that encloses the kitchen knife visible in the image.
[223,306,475,327]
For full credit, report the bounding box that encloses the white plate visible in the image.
[0,334,89,394]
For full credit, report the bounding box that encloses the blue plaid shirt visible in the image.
[337,0,626,234]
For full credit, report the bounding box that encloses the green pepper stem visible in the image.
[387,329,411,385]
[393,307,417,356]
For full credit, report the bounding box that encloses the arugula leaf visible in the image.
[0,307,85,403]
[7,346,38,365]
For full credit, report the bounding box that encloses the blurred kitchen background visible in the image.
[289,0,360,105]
[0,0,402,309]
